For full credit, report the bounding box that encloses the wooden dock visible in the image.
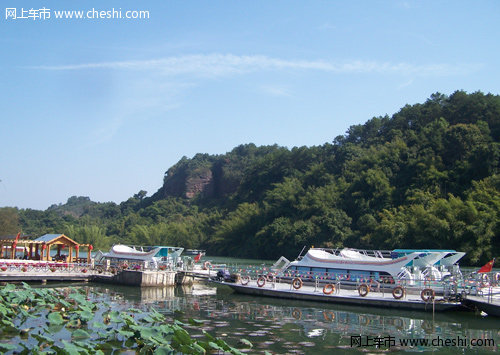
[0,260,197,286]
[213,279,465,313]
[462,287,500,317]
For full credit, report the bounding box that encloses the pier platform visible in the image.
[0,260,95,283]
[462,287,500,317]
[213,279,465,313]
[0,261,197,287]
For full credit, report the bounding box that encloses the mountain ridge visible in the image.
[2,90,499,265]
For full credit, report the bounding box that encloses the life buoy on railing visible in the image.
[323,284,335,295]
[480,273,490,287]
[420,288,435,302]
[257,276,266,287]
[292,277,303,290]
[392,286,405,300]
[266,272,275,282]
[240,275,250,285]
[495,273,500,283]
[358,284,370,297]
[203,261,212,270]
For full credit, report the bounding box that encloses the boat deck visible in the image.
[462,287,500,317]
[214,279,465,313]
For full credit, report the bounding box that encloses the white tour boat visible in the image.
[94,244,184,268]
[272,247,465,284]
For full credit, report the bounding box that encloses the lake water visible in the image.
[74,281,497,354]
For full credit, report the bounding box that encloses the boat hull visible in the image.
[214,281,464,313]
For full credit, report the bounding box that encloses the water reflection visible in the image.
[80,282,498,354]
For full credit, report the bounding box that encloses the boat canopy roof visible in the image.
[392,249,457,253]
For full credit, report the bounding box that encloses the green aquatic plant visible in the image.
[0,282,249,354]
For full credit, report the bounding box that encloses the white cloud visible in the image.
[318,22,337,30]
[398,78,414,89]
[260,85,292,97]
[30,54,480,77]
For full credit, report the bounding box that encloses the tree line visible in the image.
[1,91,498,265]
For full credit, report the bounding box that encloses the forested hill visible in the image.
[2,91,499,265]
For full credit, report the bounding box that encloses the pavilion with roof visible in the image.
[0,233,93,263]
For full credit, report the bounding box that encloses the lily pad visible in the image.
[47,311,64,325]
[0,343,17,352]
[72,328,91,339]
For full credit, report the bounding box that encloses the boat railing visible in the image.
[296,246,307,260]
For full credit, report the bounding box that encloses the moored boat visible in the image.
[271,247,465,285]
[94,244,184,268]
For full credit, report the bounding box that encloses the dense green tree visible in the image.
[0,207,20,235]
[14,91,500,265]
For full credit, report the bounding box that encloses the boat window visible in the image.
[155,248,169,257]
[297,266,310,272]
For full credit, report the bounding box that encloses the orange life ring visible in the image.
[323,284,335,295]
[358,284,370,297]
[257,276,266,287]
[203,261,212,270]
[240,275,250,285]
[266,272,275,282]
[392,286,404,300]
[323,311,335,322]
[292,277,303,290]
[421,288,435,302]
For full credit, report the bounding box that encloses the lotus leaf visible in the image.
[71,329,90,339]
[47,312,64,325]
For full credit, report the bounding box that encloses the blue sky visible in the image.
[1,0,499,210]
